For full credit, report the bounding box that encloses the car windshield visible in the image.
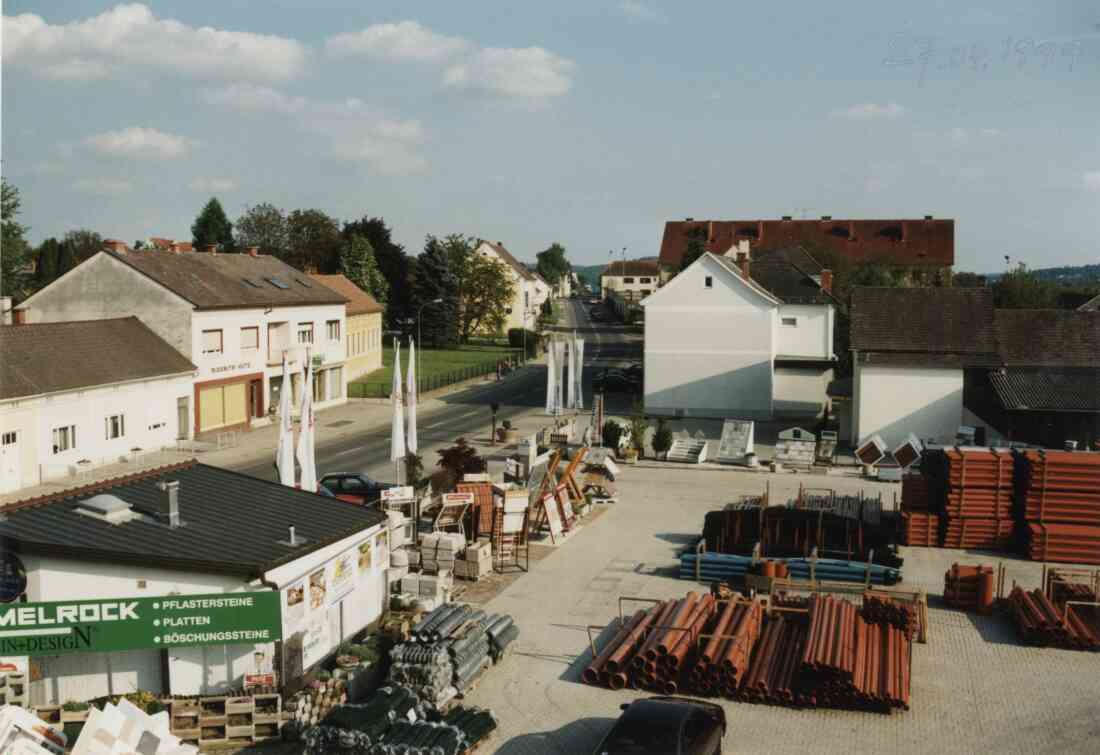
[601,718,680,754]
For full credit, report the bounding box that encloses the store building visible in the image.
[16,244,349,437]
[0,461,388,703]
[0,318,196,494]
[308,273,384,381]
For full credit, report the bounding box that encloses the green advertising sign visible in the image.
[0,591,282,657]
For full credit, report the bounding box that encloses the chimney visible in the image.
[247,246,259,257]
[781,215,792,221]
[820,269,833,294]
[736,251,750,279]
[288,525,297,546]
[171,241,185,253]
[685,217,694,221]
[821,215,832,221]
[157,480,182,528]
[924,215,933,220]
[707,220,714,242]
[205,243,218,255]
[104,239,129,253]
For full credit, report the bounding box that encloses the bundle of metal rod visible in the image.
[737,612,806,706]
[687,599,763,697]
[862,593,918,639]
[901,511,940,546]
[1025,523,1100,565]
[1008,586,1100,650]
[942,563,996,613]
[771,593,811,610]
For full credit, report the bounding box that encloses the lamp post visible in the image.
[417,298,443,354]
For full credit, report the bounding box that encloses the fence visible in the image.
[348,353,525,399]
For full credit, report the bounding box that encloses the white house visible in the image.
[0,317,196,494]
[16,243,350,437]
[474,240,549,332]
[848,287,999,449]
[641,246,836,420]
[0,461,388,702]
[601,260,661,302]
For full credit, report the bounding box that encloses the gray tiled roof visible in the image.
[109,250,348,309]
[994,309,1100,367]
[0,317,195,400]
[0,462,387,575]
[478,241,535,281]
[989,368,1100,412]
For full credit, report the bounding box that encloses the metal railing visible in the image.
[348,353,525,399]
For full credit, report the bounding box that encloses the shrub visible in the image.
[436,437,486,479]
[652,418,673,455]
[602,420,624,450]
[507,328,540,357]
[404,452,424,487]
[628,402,650,455]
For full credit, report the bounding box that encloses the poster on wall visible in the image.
[357,540,373,573]
[329,550,356,604]
[309,569,327,610]
[285,580,306,626]
[301,612,330,670]
[372,532,388,570]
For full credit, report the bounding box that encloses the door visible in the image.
[199,385,225,432]
[224,382,248,426]
[0,431,20,493]
[249,379,264,419]
[177,397,189,440]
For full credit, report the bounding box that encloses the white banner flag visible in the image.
[406,338,418,454]
[573,335,585,410]
[276,352,295,486]
[553,340,566,415]
[295,355,316,492]
[390,339,405,462]
[545,338,557,415]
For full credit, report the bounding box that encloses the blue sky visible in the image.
[3,1,1098,272]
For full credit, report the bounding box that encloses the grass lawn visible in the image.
[350,341,521,397]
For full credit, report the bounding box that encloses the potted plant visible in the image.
[628,402,650,461]
[652,418,673,461]
[500,419,519,444]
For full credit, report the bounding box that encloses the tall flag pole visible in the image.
[390,338,406,482]
[406,337,418,455]
[295,349,317,492]
[276,351,295,486]
[545,337,557,415]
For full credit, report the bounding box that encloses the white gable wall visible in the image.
[776,304,834,359]
[643,255,776,418]
[853,361,963,448]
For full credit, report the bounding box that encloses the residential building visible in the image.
[0,461,387,701]
[308,273,384,381]
[641,245,836,420]
[659,217,954,274]
[474,240,549,332]
[0,317,196,494]
[601,260,661,302]
[15,244,349,437]
[848,288,1000,448]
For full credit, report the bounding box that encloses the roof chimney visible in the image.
[781,215,792,221]
[685,217,694,221]
[820,269,833,295]
[104,239,129,253]
[205,243,218,255]
[736,251,750,280]
[288,525,297,546]
[247,246,259,257]
[156,480,182,528]
[821,215,832,221]
[924,215,933,220]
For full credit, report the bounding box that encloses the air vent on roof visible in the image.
[77,494,140,525]
[296,278,312,288]
[266,277,290,290]
[242,278,262,288]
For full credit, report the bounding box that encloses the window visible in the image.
[704,276,713,289]
[298,323,314,345]
[782,317,798,327]
[241,326,259,350]
[2,431,17,446]
[313,369,326,402]
[327,320,341,341]
[265,276,289,289]
[639,277,652,284]
[642,290,652,297]
[623,277,635,284]
[328,366,343,400]
[104,414,125,439]
[201,329,223,354]
[52,425,76,454]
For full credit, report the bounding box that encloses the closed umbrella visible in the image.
[295,354,316,492]
[276,352,295,486]
[406,337,418,454]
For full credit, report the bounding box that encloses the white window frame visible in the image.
[782,317,798,327]
[201,329,223,354]
[105,414,125,440]
[52,425,76,454]
[327,320,341,342]
[241,326,259,350]
[298,323,314,345]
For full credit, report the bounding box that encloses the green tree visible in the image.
[62,229,104,266]
[342,215,411,329]
[191,198,234,251]
[678,226,709,272]
[33,237,62,289]
[536,242,571,286]
[341,234,389,305]
[652,418,674,457]
[1,178,30,299]
[437,234,515,342]
[235,203,288,257]
[414,236,460,347]
[952,271,987,288]
[286,209,342,273]
[993,263,1058,308]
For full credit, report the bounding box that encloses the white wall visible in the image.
[854,363,964,448]
[643,255,775,418]
[773,366,832,418]
[776,304,834,359]
[0,374,195,493]
[601,273,659,300]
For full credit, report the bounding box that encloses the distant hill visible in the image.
[984,263,1100,283]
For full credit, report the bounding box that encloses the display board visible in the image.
[540,492,563,540]
[716,419,755,463]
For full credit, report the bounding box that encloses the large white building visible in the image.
[601,260,661,302]
[0,461,388,702]
[641,246,836,420]
[16,244,350,437]
[0,317,196,494]
[474,240,550,332]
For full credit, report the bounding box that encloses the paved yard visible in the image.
[462,464,1100,755]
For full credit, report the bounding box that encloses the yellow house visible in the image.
[309,274,384,381]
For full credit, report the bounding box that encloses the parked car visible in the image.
[589,298,602,306]
[594,369,640,394]
[317,473,397,506]
[594,696,726,755]
[623,363,644,382]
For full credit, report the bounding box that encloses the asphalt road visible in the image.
[232,299,642,483]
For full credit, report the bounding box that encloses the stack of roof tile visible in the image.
[1017,451,1100,564]
[457,482,495,541]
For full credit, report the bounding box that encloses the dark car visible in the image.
[594,369,640,394]
[589,308,605,321]
[594,697,726,755]
[317,473,396,506]
[623,363,644,381]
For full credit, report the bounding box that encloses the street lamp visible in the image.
[417,298,444,353]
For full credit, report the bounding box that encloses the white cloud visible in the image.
[831,103,905,120]
[72,178,134,195]
[618,1,661,21]
[85,127,194,159]
[189,177,238,193]
[203,86,426,175]
[326,20,468,62]
[3,3,307,81]
[444,47,576,100]
[1084,171,1100,192]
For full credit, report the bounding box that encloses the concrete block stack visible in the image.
[420,533,465,575]
[454,538,492,581]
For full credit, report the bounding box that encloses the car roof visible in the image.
[620,698,697,728]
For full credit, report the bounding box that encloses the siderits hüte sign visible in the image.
[0,592,282,657]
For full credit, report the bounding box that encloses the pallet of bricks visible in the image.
[1016,450,1100,565]
[454,537,493,581]
[923,448,1014,550]
[169,692,282,747]
[582,591,910,714]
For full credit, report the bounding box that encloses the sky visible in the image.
[2,1,1098,273]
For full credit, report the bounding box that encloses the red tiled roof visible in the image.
[659,218,955,269]
[308,273,384,316]
[602,260,661,277]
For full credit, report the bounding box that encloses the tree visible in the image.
[952,271,987,288]
[437,234,515,341]
[341,234,389,305]
[652,418,673,458]
[33,237,62,289]
[536,242,571,286]
[414,236,460,347]
[679,226,708,272]
[433,437,485,491]
[343,215,411,329]
[191,198,234,252]
[1,178,30,299]
[235,203,288,257]
[628,401,650,457]
[993,263,1058,308]
[62,229,104,266]
[286,209,342,273]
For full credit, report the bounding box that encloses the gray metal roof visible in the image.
[0,462,387,576]
[989,367,1100,413]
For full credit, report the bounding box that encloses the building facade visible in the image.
[474,240,549,332]
[0,318,195,494]
[601,260,661,302]
[16,246,349,437]
[309,274,384,381]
